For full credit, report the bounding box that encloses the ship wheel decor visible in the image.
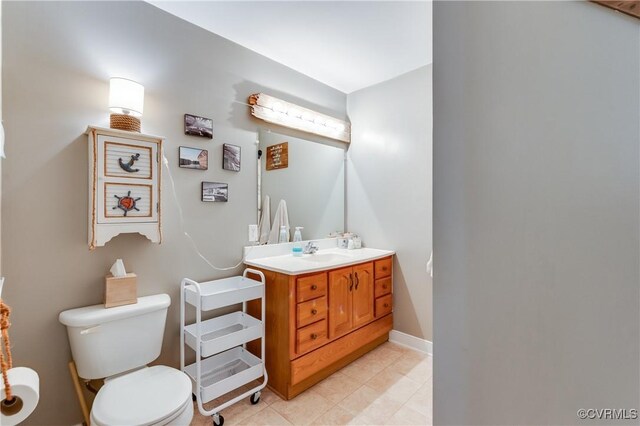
[113,191,141,216]
[119,153,141,173]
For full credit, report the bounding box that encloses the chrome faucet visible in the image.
[303,241,319,254]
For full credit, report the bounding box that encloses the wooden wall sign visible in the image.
[266,142,289,171]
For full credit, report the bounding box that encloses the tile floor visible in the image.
[190,342,433,426]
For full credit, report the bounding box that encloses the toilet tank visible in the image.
[59,294,170,379]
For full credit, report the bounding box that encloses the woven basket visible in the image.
[110,114,141,132]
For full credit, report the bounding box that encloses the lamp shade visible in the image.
[109,78,144,117]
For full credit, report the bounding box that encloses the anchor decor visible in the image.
[113,191,141,216]
[119,153,140,173]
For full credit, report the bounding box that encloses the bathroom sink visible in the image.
[300,253,353,263]
[245,244,396,275]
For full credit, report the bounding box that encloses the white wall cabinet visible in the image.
[87,126,163,249]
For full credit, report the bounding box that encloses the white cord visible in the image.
[163,154,253,271]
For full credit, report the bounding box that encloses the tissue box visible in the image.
[104,273,137,308]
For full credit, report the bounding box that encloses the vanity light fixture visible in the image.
[109,77,144,132]
[248,93,350,143]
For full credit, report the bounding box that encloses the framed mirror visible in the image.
[257,129,345,243]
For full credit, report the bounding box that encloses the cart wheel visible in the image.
[192,393,197,402]
[250,391,261,405]
[213,413,224,426]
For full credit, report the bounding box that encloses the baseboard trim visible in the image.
[389,329,432,355]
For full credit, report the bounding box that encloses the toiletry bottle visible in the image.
[292,227,304,257]
[338,233,351,249]
[279,225,288,244]
[353,234,362,249]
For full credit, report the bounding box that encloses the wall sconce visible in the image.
[249,93,351,143]
[109,77,144,133]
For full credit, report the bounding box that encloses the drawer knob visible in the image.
[382,266,388,271]
[311,284,318,290]
[311,309,318,315]
[384,303,390,308]
[311,333,318,340]
[382,284,388,289]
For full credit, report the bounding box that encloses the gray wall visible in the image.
[2,2,345,424]
[347,66,432,341]
[0,0,3,275]
[434,2,639,425]
[259,130,345,241]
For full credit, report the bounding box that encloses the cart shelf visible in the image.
[184,347,264,404]
[181,268,268,425]
[184,275,264,311]
[184,312,263,358]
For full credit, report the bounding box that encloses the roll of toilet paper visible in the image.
[0,367,39,425]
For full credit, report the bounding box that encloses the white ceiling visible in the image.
[148,1,432,94]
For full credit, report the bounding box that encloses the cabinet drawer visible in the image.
[103,182,154,221]
[374,258,392,279]
[375,294,393,317]
[296,319,328,354]
[296,273,327,303]
[103,139,154,180]
[374,277,392,298]
[297,297,327,329]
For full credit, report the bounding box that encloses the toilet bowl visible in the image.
[59,294,193,426]
[90,366,193,426]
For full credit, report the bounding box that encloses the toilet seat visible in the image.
[90,365,192,426]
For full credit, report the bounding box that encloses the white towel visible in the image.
[258,195,271,245]
[268,199,290,244]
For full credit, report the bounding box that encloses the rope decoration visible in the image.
[0,299,13,402]
[110,114,141,132]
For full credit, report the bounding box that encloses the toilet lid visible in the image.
[92,366,192,426]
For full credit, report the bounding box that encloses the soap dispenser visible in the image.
[278,225,288,244]
[292,227,304,257]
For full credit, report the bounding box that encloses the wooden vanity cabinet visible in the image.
[246,256,393,400]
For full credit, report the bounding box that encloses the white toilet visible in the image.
[59,294,194,426]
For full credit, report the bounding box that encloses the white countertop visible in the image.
[244,246,395,275]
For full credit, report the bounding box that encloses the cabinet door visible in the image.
[328,267,353,339]
[352,262,374,328]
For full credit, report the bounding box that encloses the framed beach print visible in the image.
[223,143,241,172]
[179,146,208,170]
[201,182,228,202]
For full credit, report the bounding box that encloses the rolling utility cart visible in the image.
[180,269,268,426]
